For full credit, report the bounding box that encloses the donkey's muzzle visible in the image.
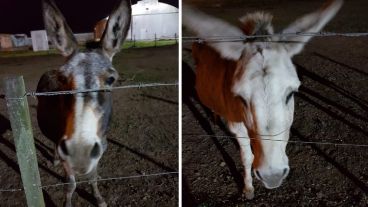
[255,167,289,189]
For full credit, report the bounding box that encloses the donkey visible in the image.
[36,0,131,206]
[183,0,342,199]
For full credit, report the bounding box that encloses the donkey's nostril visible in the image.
[283,168,289,177]
[105,76,115,85]
[255,170,263,180]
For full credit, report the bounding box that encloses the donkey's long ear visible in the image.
[279,0,343,56]
[42,0,78,57]
[183,4,245,61]
[101,0,132,59]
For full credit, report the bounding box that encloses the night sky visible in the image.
[0,0,178,35]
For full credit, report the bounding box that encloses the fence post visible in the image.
[133,35,136,48]
[175,33,177,44]
[3,76,45,207]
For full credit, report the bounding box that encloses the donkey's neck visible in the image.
[193,43,246,123]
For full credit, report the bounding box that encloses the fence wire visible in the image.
[4,82,178,100]
[183,134,368,148]
[1,82,179,192]
[126,36,178,41]
[0,171,178,192]
[182,32,368,43]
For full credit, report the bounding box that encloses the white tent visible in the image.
[127,0,178,40]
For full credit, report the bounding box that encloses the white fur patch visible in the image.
[72,104,101,145]
[232,48,300,141]
[80,107,100,141]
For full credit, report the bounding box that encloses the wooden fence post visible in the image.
[4,76,45,207]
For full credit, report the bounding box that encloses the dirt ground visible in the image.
[182,0,368,206]
[0,45,178,206]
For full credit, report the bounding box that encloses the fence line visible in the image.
[183,134,368,148]
[0,171,178,193]
[5,82,178,100]
[126,36,179,41]
[182,32,368,43]
[132,12,178,17]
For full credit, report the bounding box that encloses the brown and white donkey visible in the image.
[184,0,342,200]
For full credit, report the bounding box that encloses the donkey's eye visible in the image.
[105,76,115,85]
[286,91,295,104]
[59,139,69,156]
[239,96,248,108]
[90,143,101,158]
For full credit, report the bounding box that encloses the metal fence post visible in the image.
[175,33,177,44]
[3,76,45,207]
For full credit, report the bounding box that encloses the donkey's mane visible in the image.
[239,12,274,37]
[85,40,102,49]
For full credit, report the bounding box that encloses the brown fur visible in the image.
[193,42,245,123]
[37,71,76,143]
[94,18,108,41]
[193,42,265,167]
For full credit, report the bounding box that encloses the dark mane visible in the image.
[85,40,102,49]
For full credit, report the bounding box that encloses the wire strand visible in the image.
[28,82,178,97]
[182,32,368,43]
[183,134,368,147]
[0,171,178,192]
[4,82,178,100]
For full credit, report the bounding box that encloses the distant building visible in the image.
[127,0,178,40]
[11,34,30,47]
[0,33,31,50]
[0,34,13,49]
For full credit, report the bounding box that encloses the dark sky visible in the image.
[0,0,178,35]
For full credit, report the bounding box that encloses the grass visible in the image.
[0,39,177,58]
[0,49,59,58]
[123,39,177,49]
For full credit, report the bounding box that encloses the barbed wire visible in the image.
[5,82,178,100]
[183,134,368,148]
[0,171,178,192]
[182,32,368,43]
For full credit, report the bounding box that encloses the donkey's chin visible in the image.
[254,170,286,189]
[261,179,284,189]
[74,166,96,177]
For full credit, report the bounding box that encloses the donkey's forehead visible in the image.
[233,49,300,98]
[262,49,298,77]
[245,49,299,81]
[62,51,113,73]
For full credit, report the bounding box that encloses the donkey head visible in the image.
[42,0,131,175]
[184,0,342,189]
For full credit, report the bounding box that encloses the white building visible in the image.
[127,0,178,40]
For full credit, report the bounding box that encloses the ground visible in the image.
[0,45,178,206]
[182,0,368,206]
